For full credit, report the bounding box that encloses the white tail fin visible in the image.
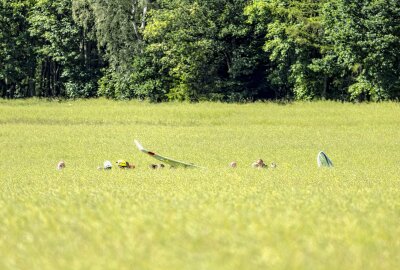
[317,151,334,168]
[134,139,144,151]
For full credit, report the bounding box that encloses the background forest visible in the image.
[1,0,399,101]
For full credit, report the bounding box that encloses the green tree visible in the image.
[29,0,102,98]
[246,0,333,100]
[134,0,269,102]
[0,0,35,98]
[79,0,151,98]
[323,0,400,100]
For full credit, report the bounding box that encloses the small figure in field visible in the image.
[116,160,135,169]
[57,161,66,170]
[252,159,267,168]
[149,164,157,169]
[98,160,113,170]
[230,161,237,168]
[149,164,165,169]
[270,162,277,169]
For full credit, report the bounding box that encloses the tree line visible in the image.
[1,0,399,101]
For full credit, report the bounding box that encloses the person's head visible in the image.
[149,164,164,169]
[104,160,112,170]
[256,159,264,165]
[116,160,128,168]
[230,162,237,168]
[57,161,65,170]
[127,163,135,169]
[252,159,266,168]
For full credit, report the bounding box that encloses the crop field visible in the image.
[0,99,399,270]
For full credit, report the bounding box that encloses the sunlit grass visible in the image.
[0,99,399,269]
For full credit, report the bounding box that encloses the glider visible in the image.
[134,140,204,168]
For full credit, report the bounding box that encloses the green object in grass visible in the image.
[317,151,334,167]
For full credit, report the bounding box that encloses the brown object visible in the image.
[252,159,266,168]
[149,164,165,169]
[230,162,237,168]
[123,162,135,169]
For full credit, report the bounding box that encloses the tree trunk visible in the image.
[29,78,35,97]
[0,79,4,98]
[131,2,141,40]
[45,60,51,97]
[223,52,232,73]
[141,0,149,29]
[322,76,328,100]
[55,65,61,96]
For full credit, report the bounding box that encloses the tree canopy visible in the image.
[1,0,399,101]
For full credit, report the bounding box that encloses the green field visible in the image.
[0,99,399,269]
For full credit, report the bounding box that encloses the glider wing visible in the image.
[134,140,204,168]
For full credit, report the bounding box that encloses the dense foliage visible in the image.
[1,0,399,101]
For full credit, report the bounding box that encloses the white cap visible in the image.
[104,160,112,169]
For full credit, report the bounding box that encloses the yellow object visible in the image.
[116,160,127,167]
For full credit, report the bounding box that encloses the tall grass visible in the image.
[0,99,399,269]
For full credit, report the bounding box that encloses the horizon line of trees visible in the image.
[1,0,399,102]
